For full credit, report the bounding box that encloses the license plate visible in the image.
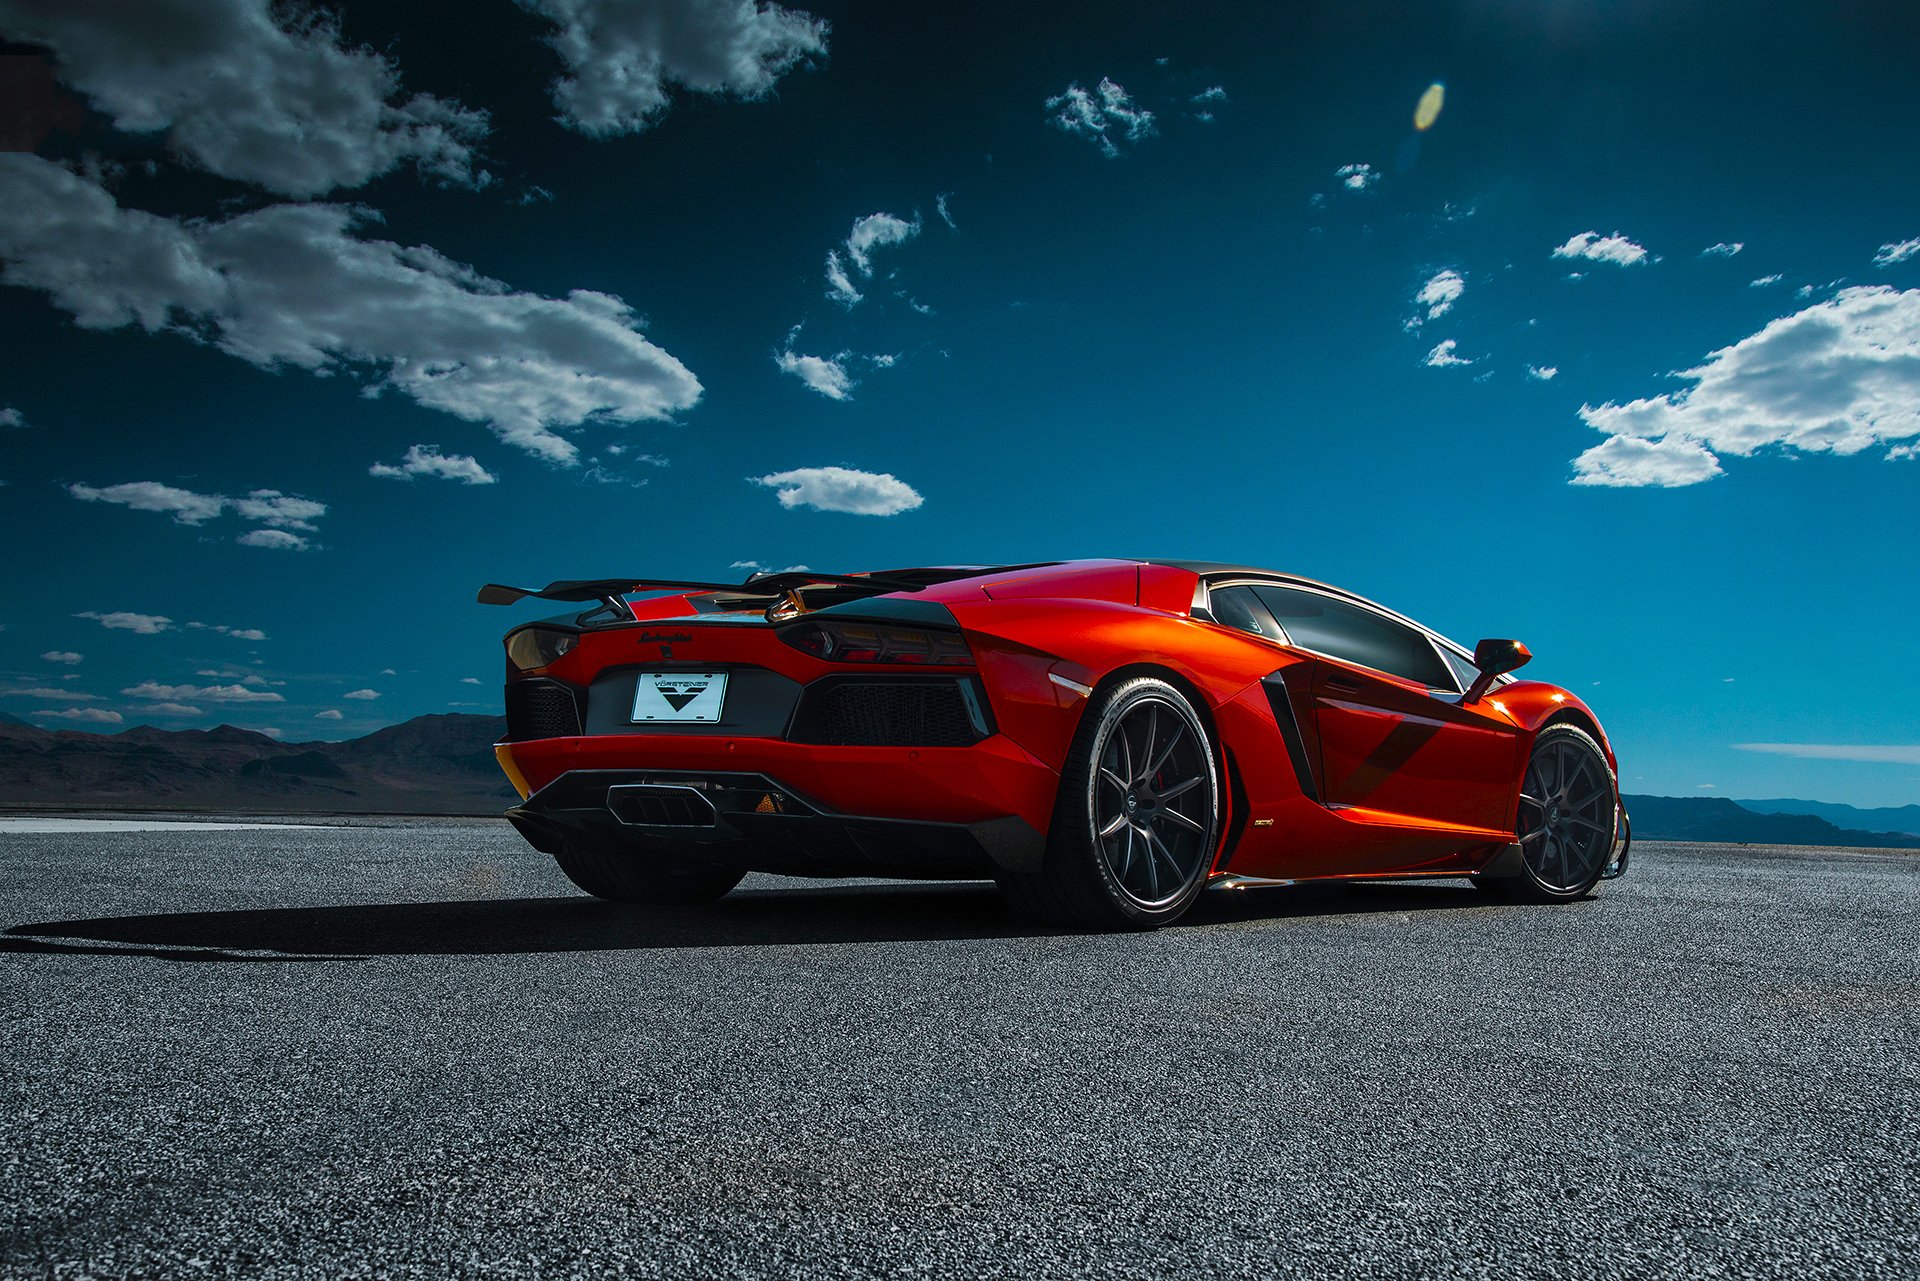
[630,671,727,723]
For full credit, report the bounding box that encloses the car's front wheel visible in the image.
[551,842,744,904]
[1477,723,1616,903]
[999,675,1221,930]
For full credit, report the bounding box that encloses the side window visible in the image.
[1251,585,1454,689]
[1439,647,1479,692]
[1206,585,1282,641]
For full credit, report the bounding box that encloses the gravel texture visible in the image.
[1,826,1915,1279]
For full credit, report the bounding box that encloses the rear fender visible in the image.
[951,597,1303,772]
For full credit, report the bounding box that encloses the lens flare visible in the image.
[1414,82,1445,131]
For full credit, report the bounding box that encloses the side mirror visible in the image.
[1462,638,1531,704]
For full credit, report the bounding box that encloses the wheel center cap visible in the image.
[1549,806,1560,821]
[1125,793,1140,814]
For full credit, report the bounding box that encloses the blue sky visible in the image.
[2,1,1917,805]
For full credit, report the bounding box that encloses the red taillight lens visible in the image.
[779,621,973,666]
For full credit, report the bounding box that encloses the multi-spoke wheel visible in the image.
[996,676,1221,929]
[1478,723,1616,903]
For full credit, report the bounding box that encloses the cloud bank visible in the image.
[515,0,828,137]
[0,0,488,196]
[1572,286,1920,486]
[0,155,701,464]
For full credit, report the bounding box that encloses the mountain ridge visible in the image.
[0,712,514,814]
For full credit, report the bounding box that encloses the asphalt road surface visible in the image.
[2,819,1916,1280]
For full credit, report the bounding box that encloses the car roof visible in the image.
[1143,559,1476,659]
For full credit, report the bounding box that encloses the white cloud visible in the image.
[1552,231,1650,267]
[145,702,204,717]
[0,0,488,197]
[1873,237,1920,268]
[68,478,326,544]
[3,687,103,700]
[1890,443,1919,461]
[76,610,171,634]
[775,349,853,400]
[123,681,285,703]
[1527,365,1559,381]
[845,212,918,275]
[751,466,923,516]
[823,250,860,307]
[41,651,83,665]
[1700,242,1744,258]
[0,155,701,464]
[1568,433,1724,488]
[1750,274,1784,288]
[461,677,482,685]
[1734,743,1920,765]
[259,727,284,739]
[315,708,344,720]
[369,444,497,484]
[936,193,955,230]
[343,688,381,700]
[1336,163,1379,191]
[1192,86,1227,104]
[229,490,324,529]
[1423,339,1474,367]
[186,622,269,640]
[513,0,827,137]
[237,529,309,550]
[34,707,122,724]
[0,406,24,428]
[68,481,226,525]
[1046,78,1155,158]
[1572,286,1920,485]
[822,212,919,308]
[1411,269,1463,324]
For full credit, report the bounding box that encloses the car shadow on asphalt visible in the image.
[1,880,1496,962]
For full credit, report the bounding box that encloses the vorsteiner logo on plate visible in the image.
[631,671,727,722]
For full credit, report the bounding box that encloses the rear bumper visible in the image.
[507,767,1046,879]
[500,730,1061,833]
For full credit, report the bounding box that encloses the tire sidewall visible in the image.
[1070,677,1220,926]
[1518,723,1616,901]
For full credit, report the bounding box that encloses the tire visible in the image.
[998,675,1222,930]
[1478,723,1616,904]
[551,841,744,904]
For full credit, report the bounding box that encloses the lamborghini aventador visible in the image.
[481,560,1629,929]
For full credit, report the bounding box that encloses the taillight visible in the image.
[505,626,578,672]
[779,621,973,666]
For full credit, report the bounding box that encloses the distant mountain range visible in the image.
[1622,795,1919,850]
[0,713,1914,846]
[1734,797,1920,838]
[0,713,515,814]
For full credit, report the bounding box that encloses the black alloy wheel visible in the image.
[996,676,1221,929]
[1091,693,1216,908]
[1481,723,1616,903]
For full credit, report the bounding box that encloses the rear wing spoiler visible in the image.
[476,571,926,607]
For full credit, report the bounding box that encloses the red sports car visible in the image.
[481,560,1629,929]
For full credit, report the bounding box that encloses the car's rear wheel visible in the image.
[551,842,744,904]
[1478,723,1615,903]
[999,675,1221,930]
